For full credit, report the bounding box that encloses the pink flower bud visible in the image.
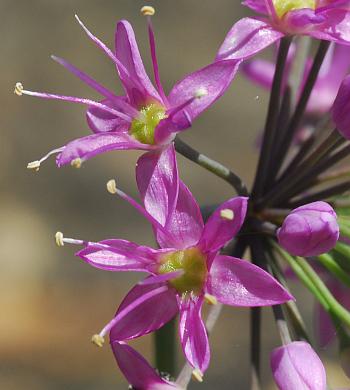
[271,341,327,390]
[277,201,339,257]
[332,75,350,139]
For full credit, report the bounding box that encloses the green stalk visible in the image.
[317,253,350,287]
[154,317,176,376]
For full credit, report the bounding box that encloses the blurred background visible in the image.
[1,0,349,388]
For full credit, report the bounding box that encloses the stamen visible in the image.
[141,5,168,105]
[204,293,218,305]
[97,285,168,338]
[14,82,23,96]
[106,179,117,194]
[91,334,105,347]
[140,6,155,16]
[55,231,85,247]
[15,83,132,122]
[27,147,65,171]
[220,209,235,221]
[71,158,82,169]
[192,369,203,382]
[55,231,65,247]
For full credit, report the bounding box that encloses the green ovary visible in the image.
[159,248,208,295]
[129,103,167,145]
[273,0,315,18]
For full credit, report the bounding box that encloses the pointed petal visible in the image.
[167,60,241,128]
[110,282,178,341]
[216,17,283,61]
[86,98,130,133]
[136,144,179,227]
[242,0,268,14]
[76,239,159,273]
[157,181,204,250]
[198,197,248,253]
[56,132,154,167]
[271,341,327,390]
[115,20,161,106]
[179,296,210,373]
[207,255,293,306]
[111,342,178,390]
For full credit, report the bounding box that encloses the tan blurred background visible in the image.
[1,0,349,388]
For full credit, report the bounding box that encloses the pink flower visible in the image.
[16,14,240,170]
[277,201,339,257]
[61,144,293,376]
[216,0,350,62]
[331,74,350,139]
[271,341,327,390]
[111,341,181,390]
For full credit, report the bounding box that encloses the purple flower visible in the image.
[243,43,350,115]
[216,0,350,62]
[277,201,339,257]
[271,341,327,390]
[16,12,240,170]
[111,341,180,390]
[332,74,350,139]
[60,144,293,377]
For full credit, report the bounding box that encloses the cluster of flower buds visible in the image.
[18,1,350,389]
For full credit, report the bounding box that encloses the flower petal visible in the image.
[243,0,268,14]
[110,281,178,341]
[216,17,283,61]
[86,98,130,133]
[76,239,159,273]
[167,60,241,128]
[157,181,204,250]
[111,342,179,390]
[115,20,161,107]
[56,132,154,167]
[207,255,293,306]
[271,341,327,390]
[178,296,210,373]
[136,143,179,227]
[198,197,248,253]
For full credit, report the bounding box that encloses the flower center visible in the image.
[158,247,208,295]
[129,103,167,145]
[273,0,315,18]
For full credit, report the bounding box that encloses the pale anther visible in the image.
[71,158,82,169]
[220,209,234,221]
[141,5,155,16]
[192,369,203,382]
[106,179,117,194]
[194,87,208,99]
[14,82,24,96]
[91,334,105,347]
[204,293,218,305]
[27,160,41,171]
[55,231,64,247]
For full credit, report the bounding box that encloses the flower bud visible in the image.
[277,201,339,257]
[332,75,350,139]
[271,341,327,390]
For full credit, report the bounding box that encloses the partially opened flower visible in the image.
[277,201,339,257]
[216,0,350,62]
[271,341,327,390]
[15,9,240,170]
[111,341,181,390]
[58,144,293,377]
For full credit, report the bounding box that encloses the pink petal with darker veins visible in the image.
[111,342,179,390]
[167,60,241,129]
[115,20,162,107]
[110,282,178,341]
[56,132,154,167]
[216,17,283,61]
[207,255,293,306]
[76,239,159,273]
[157,181,204,250]
[178,296,210,373]
[136,144,179,227]
[198,197,248,254]
[243,0,269,14]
